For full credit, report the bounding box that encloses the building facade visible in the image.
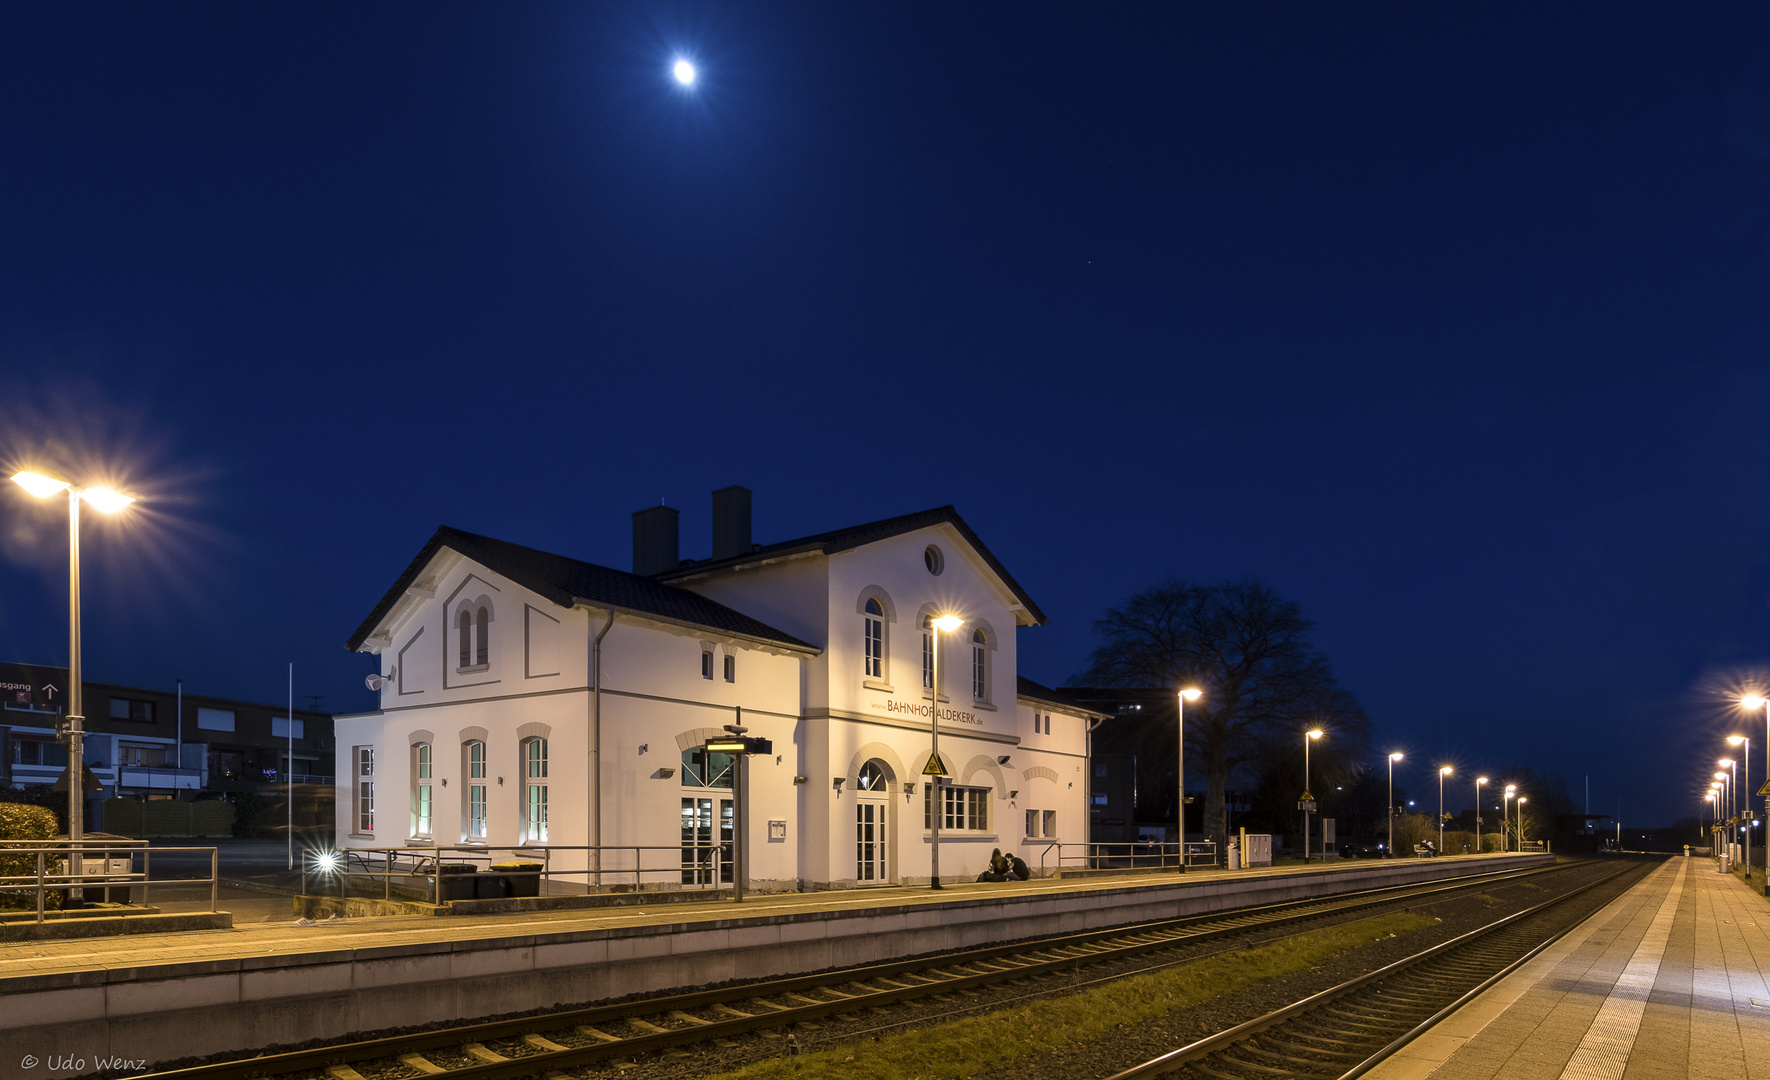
[336,493,1105,891]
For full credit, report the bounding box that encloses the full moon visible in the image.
[673,59,696,86]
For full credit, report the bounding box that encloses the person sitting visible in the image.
[976,847,1011,883]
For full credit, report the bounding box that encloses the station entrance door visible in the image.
[855,760,892,884]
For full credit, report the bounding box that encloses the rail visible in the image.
[307,842,742,905]
[1038,839,1218,876]
[0,842,220,921]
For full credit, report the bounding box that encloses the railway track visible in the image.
[138,858,1590,1080]
[1104,857,1660,1080]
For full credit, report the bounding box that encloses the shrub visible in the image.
[0,802,62,910]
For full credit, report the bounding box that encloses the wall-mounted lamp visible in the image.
[832,777,845,791]
[903,782,917,796]
[441,778,448,788]
[638,744,648,754]
[793,775,807,785]
[1009,790,1019,800]
[997,755,1011,765]
[498,777,504,786]
[653,767,676,779]
[776,755,782,765]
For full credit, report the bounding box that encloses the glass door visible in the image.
[682,796,734,885]
[856,799,888,883]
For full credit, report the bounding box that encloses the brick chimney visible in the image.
[712,486,752,561]
[632,504,680,576]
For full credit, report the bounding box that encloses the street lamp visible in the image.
[1719,758,1739,872]
[1387,753,1403,858]
[1516,796,1528,851]
[1729,735,1751,883]
[10,470,135,904]
[1303,729,1323,862]
[1503,784,1516,851]
[1743,695,1769,891]
[1475,777,1488,854]
[1438,766,1452,854]
[1176,687,1201,873]
[927,613,963,889]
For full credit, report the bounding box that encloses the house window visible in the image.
[701,648,714,680]
[118,744,167,768]
[858,760,889,792]
[354,746,375,834]
[465,740,487,840]
[1043,810,1057,838]
[723,653,736,683]
[196,708,235,732]
[458,601,492,672]
[1024,809,1057,838]
[109,698,155,723]
[971,629,987,700]
[863,598,885,679]
[412,743,433,837]
[476,606,489,666]
[681,747,734,789]
[1025,809,1037,837]
[921,617,933,690]
[522,737,548,843]
[924,784,990,832]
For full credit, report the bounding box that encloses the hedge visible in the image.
[0,802,62,910]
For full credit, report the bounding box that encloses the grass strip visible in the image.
[699,910,1438,1080]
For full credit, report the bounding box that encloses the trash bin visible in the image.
[430,864,478,902]
[491,861,543,898]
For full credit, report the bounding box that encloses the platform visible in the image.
[1368,856,1770,1080]
[0,852,1546,1076]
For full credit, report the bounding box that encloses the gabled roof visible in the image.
[658,505,1047,626]
[1017,676,1111,719]
[345,527,818,655]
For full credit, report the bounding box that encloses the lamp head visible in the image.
[931,614,964,633]
[1306,728,1323,740]
[1716,771,1729,780]
[1440,766,1453,776]
[1477,776,1488,785]
[1518,797,1527,804]
[1179,687,1202,701]
[1745,695,1768,711]
[1389,752,1403,761]
[1505,783,1516,793]
[11,471,71,498]
[1728,735,1747,746]
[80,487,134,513]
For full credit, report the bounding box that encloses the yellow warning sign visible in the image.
[1759,778,1770,797]
[923,752,950,777]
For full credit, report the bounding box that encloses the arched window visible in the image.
[858,760,889,792]
[522,737,548,843]
[864,598,885,680]
[458,609,472,668]
[411,743,433,838]
[475,606,490,666]
[971,628,988,701]
[464,740,487,840]
[457,600,493,672]
[921,615,933,690]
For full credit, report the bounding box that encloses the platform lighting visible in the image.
[1729,735,1752,882]
[1504,785,1517,851]
[927,613,962,889]
[1303,729,1324,863]
[1516,796,1528,849]
[1438,767,1452,854]
[10,469,136,904]
[1387,753,1403,859]
[1177,687,1202,873]
[1475,777,1488,853]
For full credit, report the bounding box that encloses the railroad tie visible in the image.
[712,1004,757,1018]
[325,1067,367,1080]
[577,1026,621,1042]
[627,1018,672,1035]
[398,1053,447,1076]
[523,1033,570,1052]
[669,1011,713,1025]
[463,1043,508,1063]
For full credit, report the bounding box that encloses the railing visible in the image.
[1038,840,1219,877]
[0,842,219,922]
[307,843,739,906]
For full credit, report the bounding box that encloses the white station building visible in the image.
[336,489,1105,891]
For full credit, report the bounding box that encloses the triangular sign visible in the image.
[922,752,950,777]
[52,764,103,793]
[1759,778,1770,797]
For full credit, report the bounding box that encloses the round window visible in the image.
[924,545,945,576]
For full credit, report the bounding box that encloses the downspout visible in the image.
[1086,715,1104,843]
[590,608,615,888]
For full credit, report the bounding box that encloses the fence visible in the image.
[1037,839,1218,877]
[0,841,219,921]
[306,842,740,906]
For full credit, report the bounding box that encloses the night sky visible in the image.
[3,4,1768,827]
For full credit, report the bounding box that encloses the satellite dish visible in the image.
[365,674,385,692]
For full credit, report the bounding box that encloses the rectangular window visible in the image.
[271,716,305,739]
[923,784,990,832]
[701,649,714,679]
[467,741,487,840]
[865,617,883,679]
[723,653,735,683]
[922,632,933,690]
[412,743,433,837]
[118,744,168,768]
[972,647,985,700]
[523,738,549,843]
[1025,808,1037,837]
[196,708,235,732]
[354,746,375,834]
[109,698,155,723]
[1042,810,1057,838]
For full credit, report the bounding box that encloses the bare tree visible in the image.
[1074,579,1369,858]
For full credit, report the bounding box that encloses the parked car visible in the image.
[1338,842,1381,859]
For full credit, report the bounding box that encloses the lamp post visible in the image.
[1716,768,1733,869]
[1503,785,1516,851]
[1302,729,1323,862]
[1743,695,1770,892]
[1729,735,1752,884]
[1475,777,1488,854]
[10,471,134,905]
[927,613,963,889]
[1176,687,1201,872]
[703,715,771,904]
[1387,753,1403,858]
[1438,766,1452,854]
[1719,758,1740,872]
[1516,796,1527,851]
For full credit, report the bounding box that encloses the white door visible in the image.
[856,799,888,883]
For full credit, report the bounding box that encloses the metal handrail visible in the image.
[1038,839,1219,876]
[307,843,741,906]
[0,843,219,922]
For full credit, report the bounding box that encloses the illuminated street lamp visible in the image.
[1475,777,1488,854]
[1728,735,1751,883]
[1743,695,1769,891]
[1387,753,1403,858]
[10,471,134,904]
[1176,687,1201,873]
[927,613,963,889]
[1504,784,1516,851]
[1516,796,1528,850]
[1719,758,1739,871]
[1438,766,1453,854]
[1302,729,1324,863]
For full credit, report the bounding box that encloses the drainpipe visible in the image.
[590,608,614,889]
[1086,714,1104,844]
